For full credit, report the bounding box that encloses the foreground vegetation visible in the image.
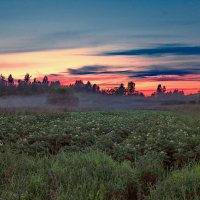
[0,111,199,199]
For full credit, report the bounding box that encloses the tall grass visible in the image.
[0,149,137,200]
[148,163,200,200]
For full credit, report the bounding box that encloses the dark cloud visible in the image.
[68,65,133,75]
[154,76,200,82]
[102,44,200,57]
[67,65,200,78]
[68,65,109,75]
[48,73,63,77]
[129,69,200,78]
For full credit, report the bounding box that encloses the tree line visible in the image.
[0,73,185,96]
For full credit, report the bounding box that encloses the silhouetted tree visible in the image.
[156,84,166,94]
[8,74,14,85]
[0,74,5,80]
[50,81,61,88]
[102,88,116,95]
[116,83,126,95]
[85,81,92,92]
[157,84,162,94]
[33,78,37,84]
[42,75,49,85]
[74,80,84,91]
[92,84,100,92]
[173,89,184,95]
[162,86,166,93]
[24,73,31,83]
[127,81,135,95]
[0,74,6,85]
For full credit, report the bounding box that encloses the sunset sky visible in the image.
[0,0,200,95]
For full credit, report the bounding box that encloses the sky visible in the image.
[0,0,200,95]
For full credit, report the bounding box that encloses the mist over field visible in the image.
[0,90,199,113]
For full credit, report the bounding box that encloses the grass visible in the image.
[0,150,138,200]
[148,163,200,200]
[0,110,199,199]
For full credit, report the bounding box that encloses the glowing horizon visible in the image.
[0,47,199,95]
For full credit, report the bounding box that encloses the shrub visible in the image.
[148,163,200,200]
[48,88,79,107]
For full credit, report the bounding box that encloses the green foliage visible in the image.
[0,111,199,199]
[0,111,199,164]
[148,163,200,200]
[0,150,136,200]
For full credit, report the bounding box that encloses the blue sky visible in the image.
[1,0,200,53]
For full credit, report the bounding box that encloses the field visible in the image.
[0,110,200,200]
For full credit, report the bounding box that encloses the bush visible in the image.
[48,88,79,107]
[148,163,200,200]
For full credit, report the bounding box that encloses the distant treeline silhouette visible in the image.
[0,73,187,96]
